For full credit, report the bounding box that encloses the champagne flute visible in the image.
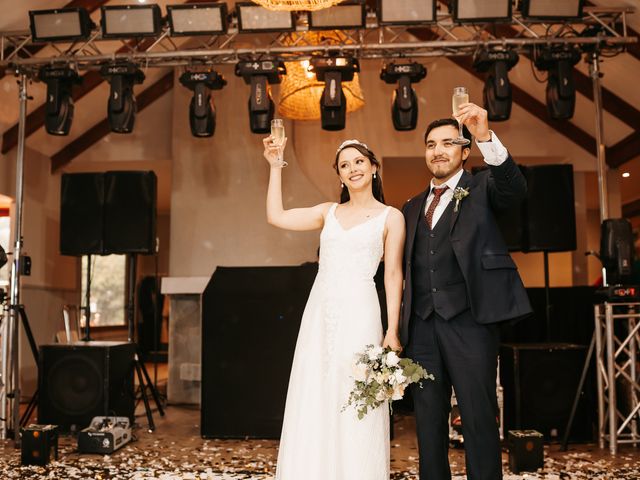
[270,118,287,167]
[451,86,470,146]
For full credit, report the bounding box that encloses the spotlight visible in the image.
[376,0,437,25]
[39,66,82,136]
[29,8,95,43]
[310,57,359,131]
[520,0,584,20]
[167,3,228,36]
[309,1,366,30]
[236,3,295,33]
[100,63,145,134]
[100,4,162,39]
[534,47,581,120]
[473,50,519,121]
[380,62,427,131]
[235,60,286,134]
[451,0,512,23]
[179,71,227,138]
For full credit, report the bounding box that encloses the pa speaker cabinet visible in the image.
[201,265,317,438]
[500,343,593,441]
[38,341,136,432]
[60,173,105,255]
[104,171,157,254]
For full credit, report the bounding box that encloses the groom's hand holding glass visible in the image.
[453,99,491,142]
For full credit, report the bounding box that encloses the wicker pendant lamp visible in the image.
[278,32,365,121]
[251,0,346,12]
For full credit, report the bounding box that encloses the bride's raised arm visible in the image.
[264,135,331,231]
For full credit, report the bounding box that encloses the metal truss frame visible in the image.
[0,5,636,74]
[595,302,640,455]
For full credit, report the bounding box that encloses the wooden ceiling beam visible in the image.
[50,72,174,172]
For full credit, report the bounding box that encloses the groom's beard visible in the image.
[430,155,462,179]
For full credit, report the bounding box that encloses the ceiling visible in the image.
[0,0,639,218]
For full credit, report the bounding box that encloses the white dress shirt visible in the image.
[425,130,508,227]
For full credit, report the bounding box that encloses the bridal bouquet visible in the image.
[343,345,434,419]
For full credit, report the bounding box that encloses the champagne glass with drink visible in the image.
[270,118,287,167]
[451,86,470,146]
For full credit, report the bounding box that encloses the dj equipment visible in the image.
[20,424,58,466]
[78,416,132,454]
[597,285,640,302]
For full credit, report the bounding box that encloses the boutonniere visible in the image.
[453,187,470,212]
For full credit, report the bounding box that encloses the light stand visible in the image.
[83,254,92,340]
[561,50,609,451]
[126,253,165,432]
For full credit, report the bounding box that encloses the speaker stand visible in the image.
[13,305,40,430]
[560,332,595,451]
[126,254,165,432]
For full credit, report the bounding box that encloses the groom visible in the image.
[401,102,532,480]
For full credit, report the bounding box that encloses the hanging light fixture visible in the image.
[278,31,364,121]
[250,0,346,12]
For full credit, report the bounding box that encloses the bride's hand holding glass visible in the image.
[262,134,288,168]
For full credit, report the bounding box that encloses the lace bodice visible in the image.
[317,203,390,286]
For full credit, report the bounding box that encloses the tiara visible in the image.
[336,139,369,154]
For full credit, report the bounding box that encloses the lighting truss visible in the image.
[0,5,635,73]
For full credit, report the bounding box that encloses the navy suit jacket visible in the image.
[400,156,533,345]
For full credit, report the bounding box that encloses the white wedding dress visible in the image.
[275,203,391,480]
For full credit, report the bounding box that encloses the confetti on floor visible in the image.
[2,406,638,479]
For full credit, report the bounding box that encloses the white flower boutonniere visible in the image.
[453,187,470,213]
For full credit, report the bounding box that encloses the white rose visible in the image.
[353,363,369,382]
[392,384,406,401]
[393,370,407,385]
[368,346,384,361]
[385,351,400,367]
[375,389,387,402]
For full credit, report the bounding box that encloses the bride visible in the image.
[263,134,405,479]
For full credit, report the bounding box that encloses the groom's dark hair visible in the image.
[424,118,472,147]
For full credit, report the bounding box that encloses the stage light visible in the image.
[380,62,427,131]
[600,218,635,284]
[376,0,437,25]
[29,8,94,43]
[520,0,584,20]
[167,3,228,36]
[179,71,227,138]
[100,63,145,134]
[310,57,359,131]
[534,47,581,120]
[38,66,82,136]
[309,1,366,30]
[235,60,286,134]
[452,0,512,23]
[473,50,519,122]
[236,3,295,33]
[100,4,162,39]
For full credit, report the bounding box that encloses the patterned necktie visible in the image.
[425,186,449,229]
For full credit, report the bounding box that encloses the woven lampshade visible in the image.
[251,0,345,11]
[278,31,365,120]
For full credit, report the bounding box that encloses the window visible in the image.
[0,215,10,288]
[81,255,126,327]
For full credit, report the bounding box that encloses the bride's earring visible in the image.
[373,172,377,179]
[341,182,344,188]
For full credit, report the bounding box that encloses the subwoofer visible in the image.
[38,342,136,432]
[500,343,593,441]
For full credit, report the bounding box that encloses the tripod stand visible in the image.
[126,253,165,432]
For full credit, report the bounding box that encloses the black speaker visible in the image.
[500,343,593,441]
[38,341,136,432]
[471,164,576,252]
[60,173,104,255]
[524,164,576,252]
[104,171,157,254]
[201,265,318,438]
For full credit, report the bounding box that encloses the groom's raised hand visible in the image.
[455,102,491,142]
